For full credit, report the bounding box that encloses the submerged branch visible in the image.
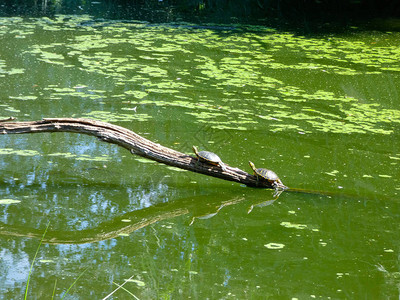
[0,117,275,188]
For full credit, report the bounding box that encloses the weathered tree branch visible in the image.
[0,117,276,188]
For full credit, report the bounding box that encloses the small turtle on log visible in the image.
[192,146,227,171]
[249,161,287,189]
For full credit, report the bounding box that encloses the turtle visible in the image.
[249,161,287,189]
[192,146,227,171]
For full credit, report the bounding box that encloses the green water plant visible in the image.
[24,221,50,299]
[23,221,88,299]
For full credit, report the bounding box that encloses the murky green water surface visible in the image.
[0,15,399,299]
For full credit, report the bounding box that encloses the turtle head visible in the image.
[192,146,199,155]
[248,161,256,172]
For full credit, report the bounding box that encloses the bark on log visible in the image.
[0,117,277,188]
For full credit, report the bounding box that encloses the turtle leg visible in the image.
[272,181,285,190]
[272,181,278,190]
[275,179,288,190]
[219,162,227,172]
[276,183,288,191]
[255,174,260,187]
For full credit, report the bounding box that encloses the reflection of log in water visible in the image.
[0,117,277,188]
[0,187,351,244]
[0,196,246,244]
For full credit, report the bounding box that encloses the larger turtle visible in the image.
[249,161,287,189]
[192,146,227,171]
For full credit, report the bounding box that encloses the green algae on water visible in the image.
[2,15,400,136]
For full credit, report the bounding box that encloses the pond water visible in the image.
[0,13,399,299]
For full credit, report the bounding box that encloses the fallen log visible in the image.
[0,117,279,188]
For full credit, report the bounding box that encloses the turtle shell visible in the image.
[249,161,286,189]
[193,146,227,171]
[197,150,222,164]
[254,168,279,181]
[249,161,281,183]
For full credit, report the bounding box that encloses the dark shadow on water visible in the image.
[1,0,400,34]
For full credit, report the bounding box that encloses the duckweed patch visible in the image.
[1,15,400,134]
[0,148,41,156]
[48,152,110,162]
[280,222,308,230]
[80,110,152,122]
[264,243,285,249]
[0,199,21,204]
